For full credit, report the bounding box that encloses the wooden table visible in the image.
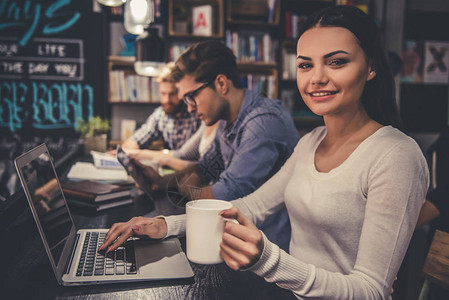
[0,188,295,299]
[422,230,449,291]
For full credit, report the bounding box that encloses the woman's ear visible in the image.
[367,66,376,81]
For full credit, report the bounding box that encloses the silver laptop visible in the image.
[14,143,193,286]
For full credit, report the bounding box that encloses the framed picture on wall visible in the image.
[423,41,449,85]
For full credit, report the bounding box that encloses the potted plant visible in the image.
[77,116,110,155]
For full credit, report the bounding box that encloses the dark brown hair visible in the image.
[171,40,243,88]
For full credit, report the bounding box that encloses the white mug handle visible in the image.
[222,217,239,224]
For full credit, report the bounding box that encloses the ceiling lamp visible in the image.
[124,0,153,35]
[97,0,126,7]
[98,0,164,77]
[134,27,165,77]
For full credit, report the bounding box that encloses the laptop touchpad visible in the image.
[135,239,191,278]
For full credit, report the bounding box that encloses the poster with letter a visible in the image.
[192,5,212,36]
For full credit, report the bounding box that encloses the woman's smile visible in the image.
[308,90,339,100]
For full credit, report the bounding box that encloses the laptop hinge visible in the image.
[65,233,80,274]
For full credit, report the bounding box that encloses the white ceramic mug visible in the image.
[186,199,233,264]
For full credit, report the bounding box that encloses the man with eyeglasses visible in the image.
[126,41,300,250]
[119,62,202,152]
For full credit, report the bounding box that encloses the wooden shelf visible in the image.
[168,33,223,39]
[227,0,280,25]
[108,55,135,65]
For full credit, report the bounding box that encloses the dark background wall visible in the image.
[400,9,449,133]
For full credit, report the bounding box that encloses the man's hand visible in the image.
[219,207,264,271]
[99,217,168,252]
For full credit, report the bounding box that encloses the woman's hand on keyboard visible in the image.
[99,216,168,252]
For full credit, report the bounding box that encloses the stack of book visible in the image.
[62,180,133,212]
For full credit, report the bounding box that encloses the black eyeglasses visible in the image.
[183,82,211,108]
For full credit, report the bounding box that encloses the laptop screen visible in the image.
[18,147,74,266]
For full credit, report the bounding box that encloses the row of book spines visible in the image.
[285,11,307,39]
[226,31,277,63]
[241,74,276,99]
[282,49,297,81]
[109,70,160,103]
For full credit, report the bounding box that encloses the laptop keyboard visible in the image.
[76,232,137,276]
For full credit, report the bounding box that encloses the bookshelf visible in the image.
[238,62,279,99]
[167,0,281,102]
[107,56,160,103]
[107,56,161,141]
[167,0,224,62]
[226,31,279,98]
[105,0,343,134]
[224,0,281,104]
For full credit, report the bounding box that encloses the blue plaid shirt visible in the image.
[130,105,201,150]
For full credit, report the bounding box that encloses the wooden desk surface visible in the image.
[0,188,295,300]
[422,230,449,291]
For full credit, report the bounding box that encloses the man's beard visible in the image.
[162,101,183,116]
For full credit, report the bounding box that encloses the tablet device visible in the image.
[116,145,155,199]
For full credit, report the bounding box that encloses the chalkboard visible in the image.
[0,0,107,138]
